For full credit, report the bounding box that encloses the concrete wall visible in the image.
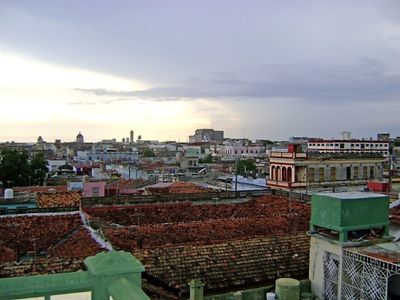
[309,236,343,300]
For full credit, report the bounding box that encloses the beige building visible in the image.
[269,144,384,192]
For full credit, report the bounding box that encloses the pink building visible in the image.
[83,181,106,197]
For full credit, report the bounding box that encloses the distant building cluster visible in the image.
[1,128,400,299]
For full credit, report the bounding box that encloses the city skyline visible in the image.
[1,0,400,142]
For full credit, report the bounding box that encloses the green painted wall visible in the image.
[0,251,150,300]
[311,193,389,241]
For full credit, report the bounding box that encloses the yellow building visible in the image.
[269,144,384,192]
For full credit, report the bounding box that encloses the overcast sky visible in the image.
[1,0,400,142]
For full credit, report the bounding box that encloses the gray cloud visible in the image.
[75,59,400,103]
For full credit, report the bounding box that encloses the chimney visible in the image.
[189,279,204,300]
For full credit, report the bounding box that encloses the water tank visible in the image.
[342,131,351,140]
[266,292,276,300]
[275,278,300,300]
[4,188,14,199]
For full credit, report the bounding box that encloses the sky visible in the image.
[1,0,400,142]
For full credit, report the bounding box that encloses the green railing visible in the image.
[0,251,150,300]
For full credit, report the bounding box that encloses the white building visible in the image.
[220,139,266,159]
[307,139,390,158]
[76,148,139,163]
[47,159,66,172]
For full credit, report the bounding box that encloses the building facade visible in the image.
[189,129,224,143]
[269,145,384,192]
[307,139,390,158]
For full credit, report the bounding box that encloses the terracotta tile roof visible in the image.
[134,233,310,296]
[106,179,154,193]
[143,181,210,195]
[87,195,310,297]
[0,244,16,263]
[168,182,209,194]
[48,227,106,258]
[84,196,310,227]
[0,213,106,264]
[105,214,308,251]
[37,191,81,208]
[0,257,85,278]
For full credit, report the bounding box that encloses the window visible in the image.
[340,143,344,149]
[346,167,351,180]
[335,144,339,146]
[319,167,325,182]
[361,144,365,149]
[330,167,336,181]
[308,168,315,183]
[353,166,359,180]
[363,166,368,179]
[92,187,100,197]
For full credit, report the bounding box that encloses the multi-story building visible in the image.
[269,144,384,192]
[76,148,139,163]
[307,138,390,158]
[220,139,266,159]
[189,128,224,143]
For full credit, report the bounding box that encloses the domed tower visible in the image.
[37,136,44,144]
[76,131,84,144]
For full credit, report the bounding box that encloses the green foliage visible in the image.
[143,149,156,157]
[237,159,256,176]
[0,150,48,187]
[262,140,274,146]
[199,154,213,164]
[30,153,48,185]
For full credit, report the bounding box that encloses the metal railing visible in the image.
[0,206,79,215]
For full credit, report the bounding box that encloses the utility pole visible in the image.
[235,158,238,194]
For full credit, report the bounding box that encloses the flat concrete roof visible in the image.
[315,191,387,199]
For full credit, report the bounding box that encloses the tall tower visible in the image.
[130,130,134,143]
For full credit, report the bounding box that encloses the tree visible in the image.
[237,159,257,176]
[143,149,156,157]
[30,153,48,185]
[199,154,212,164]
[0,150,31,186]
[0,150,48,187]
